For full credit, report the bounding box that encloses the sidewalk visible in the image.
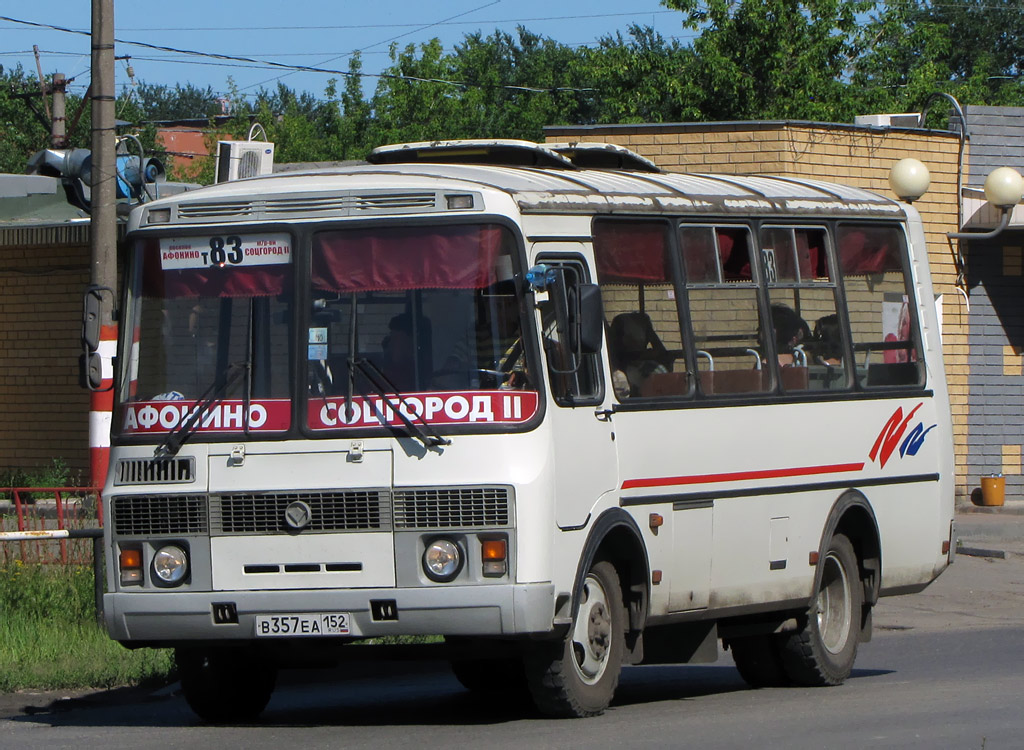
[955,497,1024,558]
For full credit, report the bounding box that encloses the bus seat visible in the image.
[711,369,764,394]
[639,371,690,397]
[779,365,809,391]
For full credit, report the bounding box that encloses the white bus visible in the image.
[104,140,954,721]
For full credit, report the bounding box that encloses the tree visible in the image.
[853,1,1024,115]
[663,0,874,122]
[338,54,372,160]
[136,82,223,121]
[579,26,696,124]
[0,65,51,173]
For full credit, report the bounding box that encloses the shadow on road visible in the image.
[4,661,896,730]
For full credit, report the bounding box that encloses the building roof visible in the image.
[0,175,89,224]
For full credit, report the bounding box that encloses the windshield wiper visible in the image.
[349,356,450,449]
[154,361,250,459]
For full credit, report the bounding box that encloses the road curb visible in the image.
[956,545,1008,559]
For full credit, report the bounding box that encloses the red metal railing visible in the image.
[1,487,103,565]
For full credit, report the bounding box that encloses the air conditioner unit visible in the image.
[214,140,275,183]
[854,113,922,129]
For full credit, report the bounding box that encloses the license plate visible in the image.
[254,613,350,637]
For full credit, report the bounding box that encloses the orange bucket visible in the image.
[980,475,1006,507]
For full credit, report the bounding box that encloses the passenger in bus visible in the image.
[608,312,671,398]
[770,303,810,366]
[379,312,432,391]
[438,285,529,390]
[812,313,843,365]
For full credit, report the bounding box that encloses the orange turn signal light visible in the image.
[481,539,507,561]
[120,548,142,569]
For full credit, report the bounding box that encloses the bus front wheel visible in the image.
[176,647,277,723]
[780,533,862,686]
[525,560,627,717]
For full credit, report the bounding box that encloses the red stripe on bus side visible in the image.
[621,462,866,490]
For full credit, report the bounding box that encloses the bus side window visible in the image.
[680,225,770,396]
[536,259,602,406]
[836,225,924,388]
[762,226,849,392]
[593,219,689,401]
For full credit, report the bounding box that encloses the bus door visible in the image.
[592,218,713,612]
[532,248,618,529]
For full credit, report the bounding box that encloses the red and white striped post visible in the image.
[89,0,116,492]
[89,324,117,491]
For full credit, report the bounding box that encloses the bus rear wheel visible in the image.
[176,647,277,723]
[450,656,527,695]
[780,533,862,686]
[525,560,627,718]
[729,634,789,688]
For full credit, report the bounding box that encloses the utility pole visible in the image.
[90,0,117,492]
[51,73,67,148]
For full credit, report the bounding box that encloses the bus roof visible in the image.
[135,140,906,228]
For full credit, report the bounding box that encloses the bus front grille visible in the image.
[114,457,195,485]
[393,486,512,529]
[211,490,391,534]
[111,495,208,536]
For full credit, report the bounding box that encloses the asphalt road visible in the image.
[2,553,1021,749]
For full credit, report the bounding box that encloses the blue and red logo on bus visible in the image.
[868,402,936,469]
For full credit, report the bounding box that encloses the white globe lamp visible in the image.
[889,158,931,203]
[983,167,1024,210]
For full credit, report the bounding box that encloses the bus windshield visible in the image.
[305,223,538,433]
[115,222,539,440]
[117,232,294,438]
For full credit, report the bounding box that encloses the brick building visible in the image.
[953,107,1024,500]
[0,175,94,474]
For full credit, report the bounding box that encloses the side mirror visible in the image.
[81,285,115,392]
[578,284,604,354]
[83,287,103,352]
[79,352,105,390]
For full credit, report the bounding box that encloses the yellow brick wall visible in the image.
[547,122,968,500]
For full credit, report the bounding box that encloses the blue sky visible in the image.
[1,2,691,103]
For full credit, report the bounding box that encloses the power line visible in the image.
[0,9,680,34]
[0,14,596,94]
[241,1,502,92]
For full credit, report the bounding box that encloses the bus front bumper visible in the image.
[104,583,556,643]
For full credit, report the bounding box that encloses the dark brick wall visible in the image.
[966,231,1024,496]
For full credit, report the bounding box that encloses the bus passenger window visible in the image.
[836,225,923,388]
[680,225,769,396]
[761,226,848,392]
[593,219,690,401]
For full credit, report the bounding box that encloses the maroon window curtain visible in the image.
[311,225,505,292]
[594,221,670,284]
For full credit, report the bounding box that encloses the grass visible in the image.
[0,561,174,692]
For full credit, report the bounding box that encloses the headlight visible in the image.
[152,544,189,586]
[422,539,462,582]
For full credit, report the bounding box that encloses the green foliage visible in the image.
[853,0,1024,114]
[0,562,174,691]
[6,2,1024,179]
[0,457,84,498]
[136,82,223,121]
[664,0,876,122]
[580,26,696,124]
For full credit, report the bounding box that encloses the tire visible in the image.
[525,560,627,718]
[729,634,789,688]
[450,657,527,695]
[780,533,863,686]
[176,647,277,723]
